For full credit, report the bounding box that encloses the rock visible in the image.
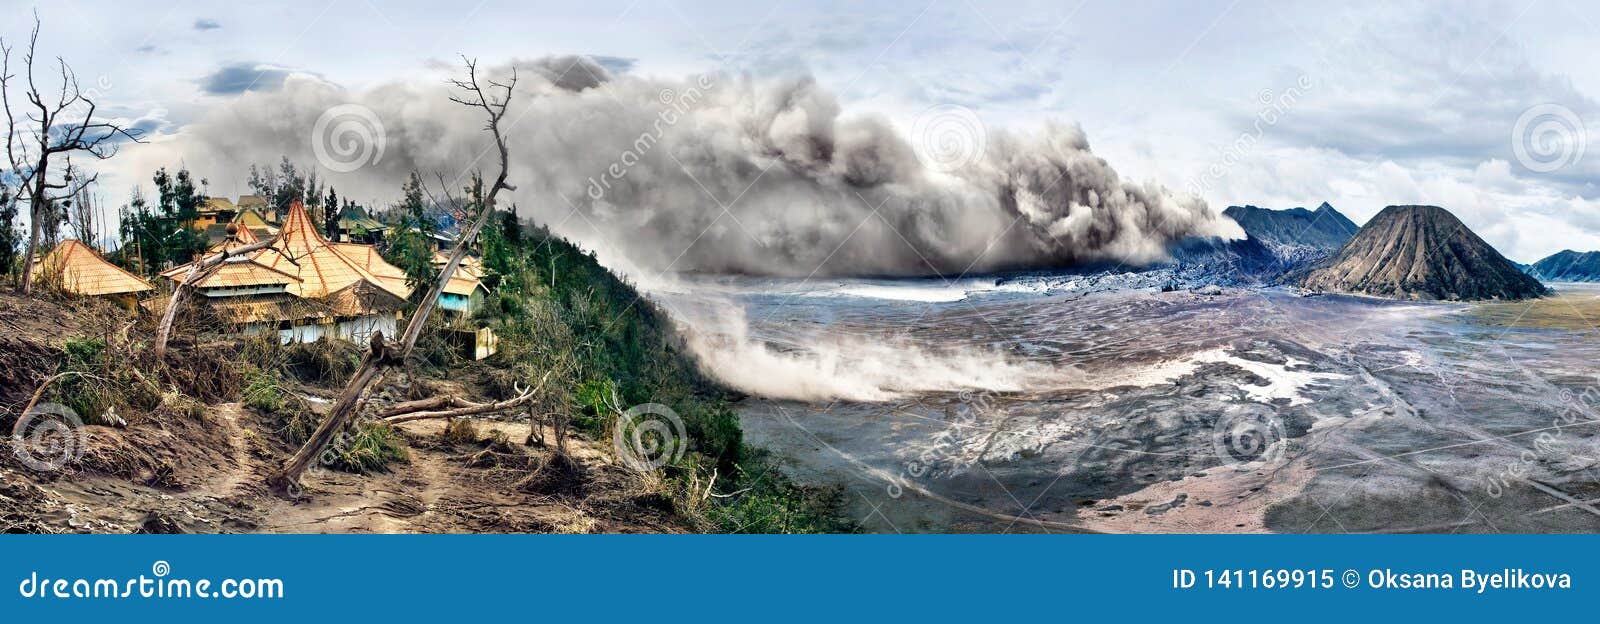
[136,511,187,534]
[1145,493,1188,515]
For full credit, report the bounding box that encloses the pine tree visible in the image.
[325,187,340,241]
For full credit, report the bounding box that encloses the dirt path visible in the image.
[4,406,684,534]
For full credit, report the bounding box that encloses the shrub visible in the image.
[442,418,479,445]
[242,369,285,414]
[282,339,361,385]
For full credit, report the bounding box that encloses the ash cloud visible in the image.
[153,57,1240,277]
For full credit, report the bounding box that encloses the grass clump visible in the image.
[675,449,855,534]
[327,421,409,474]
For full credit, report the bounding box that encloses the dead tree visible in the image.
[269,58,518,495]
[2,13,143,294]
[380,375,548,425]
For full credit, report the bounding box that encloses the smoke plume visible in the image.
[140,56,1240,278]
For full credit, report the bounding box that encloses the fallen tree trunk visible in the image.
[376,395,473,419]
[269,58,518,496]
[383,393,535,425]
[381,372,550,425]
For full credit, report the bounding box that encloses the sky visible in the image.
[4,0,1599,264]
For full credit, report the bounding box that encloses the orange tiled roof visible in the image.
[333,242,411,296]
[32,240,155,297]
[430,251,483,279]
[442,274,485,297]
[166,199,412,304]
[428,251,487,296]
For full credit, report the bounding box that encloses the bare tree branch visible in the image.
[269,57,520,494]
[4,11,144,294]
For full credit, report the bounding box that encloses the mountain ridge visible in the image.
[1528,249,1600,282]
[1221,202,1360,266]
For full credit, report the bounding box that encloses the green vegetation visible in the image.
[327,421,410,474]
[115,169,207,278]
[55,335,162,426]
[0,185,19,278]
[457,211,850,532]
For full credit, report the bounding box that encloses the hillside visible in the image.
[0,220,849,534]
[1528,249,1600,282]
[1293,205,1546,301]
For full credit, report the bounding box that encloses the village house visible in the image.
[233,206,279,240]
[196,196,239,229]
[431,251,490,315]
[161,199,411,345]
[235,194,275,222]
[30,239,155,310]
[336,204,390,244]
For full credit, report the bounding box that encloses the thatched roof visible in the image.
[429,252,487,297]
[32,240,154,297]
[201,196,238,214]
[167,199,411,302]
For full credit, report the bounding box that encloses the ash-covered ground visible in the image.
[660,276,1600,533]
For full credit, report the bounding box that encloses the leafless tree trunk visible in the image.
[381,376,545,425]
[269,58,518,495]
[2,13,142,294]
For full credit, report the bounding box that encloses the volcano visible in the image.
[1293,205,1546,301]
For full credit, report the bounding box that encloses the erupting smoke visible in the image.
[670,297,1074,402]
[148,56,1241,278]
[134,57,1244,402]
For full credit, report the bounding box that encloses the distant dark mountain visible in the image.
[1222,202,1359,265]
[1292,205,1546,301]
[1528,250,1600,282]
[1154,202,1356,286]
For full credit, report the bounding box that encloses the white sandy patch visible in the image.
[1082,348,1345,406]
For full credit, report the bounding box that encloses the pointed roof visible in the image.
[429,251,488,297]
[165,199,411,301]
[333,242,411,296]
[338,204,388,232]
[431,251,483,279]
[236,208,278,235]
[206,221,261,253]
[32,240,155,297]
